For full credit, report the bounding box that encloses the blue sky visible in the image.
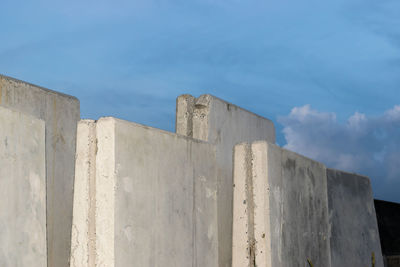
[1,0,400,202]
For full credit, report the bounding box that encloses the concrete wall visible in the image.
[0,106,46,266]
[176,94,275,267]
[0,75,387,267]
[71,117,218,267]
[232,141,331,267]
[0,75,80,267]
[327,169,384,267]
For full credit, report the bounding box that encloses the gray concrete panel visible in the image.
[71,117,218,267]
[327,169,384,267]
[0,75,80,267]
[176,94,275,267]
[233,141,331,267]
[0,106,46,267]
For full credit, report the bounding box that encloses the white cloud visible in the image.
[279,105,400,201]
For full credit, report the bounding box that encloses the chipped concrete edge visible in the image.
[192,94,211,141]
[199,94,274,125]
[176,94,195,137]
[176,94,212,142]
[176,93,276,143]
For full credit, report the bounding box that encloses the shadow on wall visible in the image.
[375,199,400,267]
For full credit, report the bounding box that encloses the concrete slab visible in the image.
[0,106,46,266]
[176,94,275,267]
[233,141,331,267]
[327,169,384,267]
[71,117,218,267]
[0,75,80,267]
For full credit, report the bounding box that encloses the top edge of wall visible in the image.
[178,93,274,123]
[95,116,214,146]
[0,74,80,102]
[248,140,325,167]
[327,168,371,181]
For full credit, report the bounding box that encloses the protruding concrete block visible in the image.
[0,75,80,267]
[0,106,46,266]
[71,118,218,267]
[327,169,384,267]
[176,94,275,267]
[233,141,331,267]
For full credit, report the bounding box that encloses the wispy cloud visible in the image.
[279,105,400,202]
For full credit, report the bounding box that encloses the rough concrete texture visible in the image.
[327,169,384,267]
[0,106,46,266]
[71,117,218,267]
[176,94,275,267]
[0,74,80,267]
[233,141,331,267]
[232,144,253,267]
[70,121,97,267]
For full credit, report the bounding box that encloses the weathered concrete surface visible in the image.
[0,74,80,267]
[0,106,46,266]
[70,121,96,267]
[176,94,275,267]
[232,144,252,267]
[71,117,218,267]
[327,169,384,267]
[233,141,331,267]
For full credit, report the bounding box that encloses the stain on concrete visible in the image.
[372,252,376,267]
[245,144,256,267]
[284,158,296,173]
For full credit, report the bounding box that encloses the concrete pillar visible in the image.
[71,117,218,267]
[0,75,80,267]
[0,106,46,266]
[176,94,275,267]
